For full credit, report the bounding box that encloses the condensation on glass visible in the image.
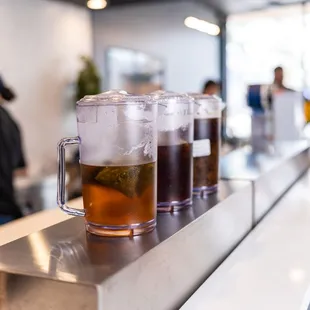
[57,90,158,237]
[151,91,194,212]
[190,94,222,197]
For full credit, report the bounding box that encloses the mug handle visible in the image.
[57,137,85,217]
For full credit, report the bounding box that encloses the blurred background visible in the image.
[1,0,310,213]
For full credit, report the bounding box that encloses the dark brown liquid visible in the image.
[157,143,193,205]
[193,118,220,189]
[81,162,156,226]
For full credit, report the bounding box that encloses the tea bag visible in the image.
[136,163,154,196]
[95,166,141,198]
[95,163,154,198]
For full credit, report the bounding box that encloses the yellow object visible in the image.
[305,100,310,123]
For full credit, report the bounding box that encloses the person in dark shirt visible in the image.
[0,76,26,222]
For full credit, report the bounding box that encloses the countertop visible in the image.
[0,141,309,310]
[0,179,249,285]
[0,179,252,310]
[181,169,310,310]
[220,140,309,180]
[0,200,75,246]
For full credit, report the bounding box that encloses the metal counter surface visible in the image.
[181,169,310,310]
[1,141,308,309]
[221,140,309,180]
[221,140,310,223]
[0,180,252,310]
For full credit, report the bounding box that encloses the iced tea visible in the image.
[157,142,193,211]
[81,162,156,235]
[193,118,220,193]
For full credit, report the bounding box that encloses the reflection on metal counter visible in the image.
[221,140,310,223]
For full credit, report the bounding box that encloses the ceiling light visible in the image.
[184,16,220,36]
[87,0,107,10]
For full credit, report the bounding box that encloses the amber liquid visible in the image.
[157,143,193,207]
[193,118,220,190]
[305,100,310,123]
[81,162,156,227]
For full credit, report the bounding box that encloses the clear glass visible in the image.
[190,94,222,196]
[57,90,157,237]
[152,91,194,212]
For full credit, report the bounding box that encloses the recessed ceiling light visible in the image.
[87,0,107,10]
[184,16,220,36]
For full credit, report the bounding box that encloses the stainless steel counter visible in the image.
[181,169,310,310]
[0,141,309,310]
[221,140,310,223]
[0,180,252,310]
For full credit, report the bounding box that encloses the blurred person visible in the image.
[273,66,292,93]
[0,75,27,224]
[202,80,219,96]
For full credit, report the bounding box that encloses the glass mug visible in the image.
[57,91,158,237]
[189,94,222,196]
[151,91,194,212]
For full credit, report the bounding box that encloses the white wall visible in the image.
[93,2,220,93]
[0,0,92,175]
